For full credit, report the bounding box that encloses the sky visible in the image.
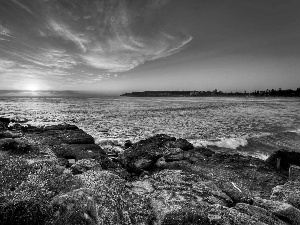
[0,0,300,93]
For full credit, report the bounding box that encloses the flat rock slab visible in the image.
[51,144,106,160]
[25,129,95,145]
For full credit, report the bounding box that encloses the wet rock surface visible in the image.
[266,149,300,171]
[0,119,299,225]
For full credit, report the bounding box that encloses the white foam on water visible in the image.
[288,128,300,134]
[239,151,270,160]
[252,152,269,160]
[190,137,248,149]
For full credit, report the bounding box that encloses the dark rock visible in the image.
[0,138,34,154]
[51,144,106,160]
[0,121,7,130]
[162,160,194,171]
[158,147,182,161]
[266,149,300,171]
[0,117,10,128]
[26,129,95,145]
[193,146,215,157]
[119,134,194,174]
[164,150,185,161]
[42,124,78,131]
[94,154,117,169]
[124,140,133,149]
[162,138,194,151]
[183,149,209,163]
[2,128,299,224]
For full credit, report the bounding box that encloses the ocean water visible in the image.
[1,96,299,159]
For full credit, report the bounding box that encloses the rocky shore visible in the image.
[1,118,300,225]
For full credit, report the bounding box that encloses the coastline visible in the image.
[1,118,300,224]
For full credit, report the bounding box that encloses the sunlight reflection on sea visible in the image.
[1,96,299,158]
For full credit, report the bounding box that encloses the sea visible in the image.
[1,96,300,159]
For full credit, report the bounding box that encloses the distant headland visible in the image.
[121,88,300,97]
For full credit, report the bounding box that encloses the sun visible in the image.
[26,84,39,92]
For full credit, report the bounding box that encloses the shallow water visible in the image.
[1,96,299,158]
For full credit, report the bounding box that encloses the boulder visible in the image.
[266,149,300,171]
[118,134,195,174]
[271,181,300,209]
[253,197,300,225]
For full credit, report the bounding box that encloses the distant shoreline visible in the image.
[121,89,300,98]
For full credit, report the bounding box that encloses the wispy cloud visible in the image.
[0,59,17,71]
[0,25,14,39]
[47,20,90,52]
[0,0,193,88]
[82,33,192,72]
[11,0,34,15]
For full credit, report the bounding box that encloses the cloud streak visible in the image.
[0,0,193,88]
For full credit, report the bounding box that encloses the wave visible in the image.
[288,128,300,134]
[189,137,248,149]
[189,129,300,160]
